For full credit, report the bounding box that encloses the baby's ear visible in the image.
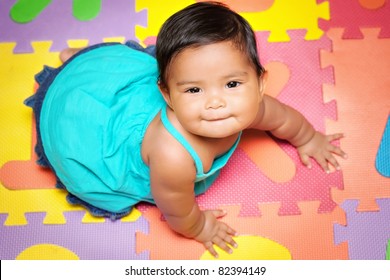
[258,70,268,101]
[259,70,268,95]
[158,81,173,108]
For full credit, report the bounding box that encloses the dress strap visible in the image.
[160,105,204,174]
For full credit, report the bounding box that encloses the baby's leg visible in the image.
[59,48,83,63]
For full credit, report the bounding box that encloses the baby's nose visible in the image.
[206,93,226,109]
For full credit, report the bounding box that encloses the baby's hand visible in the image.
[297,132,347,173]
[195,210,237,258]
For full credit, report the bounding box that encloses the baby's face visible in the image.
[163,41,264,138]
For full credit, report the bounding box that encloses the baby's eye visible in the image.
[226,81,241,88]
[186,87,201,94]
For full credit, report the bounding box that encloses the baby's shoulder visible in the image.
[149,137,197,186]
[142,119,196,177]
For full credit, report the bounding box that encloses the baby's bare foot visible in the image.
[59,48,82,63]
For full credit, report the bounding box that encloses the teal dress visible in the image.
[33,43,241,219]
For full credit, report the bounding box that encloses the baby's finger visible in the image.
[300,153,312,169]
[204,241,219,258]
[327,133,344,142]
[325,153,341,171]
[316,155,330,174]
[213,236,233,255]
[328,144,348,159]
[224,224,237,237]
[223,234,238,249]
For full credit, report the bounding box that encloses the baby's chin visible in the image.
[193,128,242,140]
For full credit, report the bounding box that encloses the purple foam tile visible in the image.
[0,0,147,53]
[334,199,390,260]
[0,211,149,260]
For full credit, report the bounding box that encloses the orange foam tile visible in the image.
[219,203,348,260]
[322,28,390,211]
[136,202,348,260]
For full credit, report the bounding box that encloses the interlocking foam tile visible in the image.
[319,0,390,39]
[0,41,60,186]
[136,202,347,260]
[0,211,148,260]
[257,30,337,131]
[0,0,147,53]
[240,0,329,42]
[136,206,292,260]
[322,28,390,211]
[248,201,348,259]
[0,42,59,167]
[376,116,390,177]
[334,199,390,260]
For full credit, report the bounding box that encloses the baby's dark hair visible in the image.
[156,1,265,88]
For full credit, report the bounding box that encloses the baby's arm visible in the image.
[250,95,347,172]
[149,147,237,258]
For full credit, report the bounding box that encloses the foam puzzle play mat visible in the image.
[0,0,389,260]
